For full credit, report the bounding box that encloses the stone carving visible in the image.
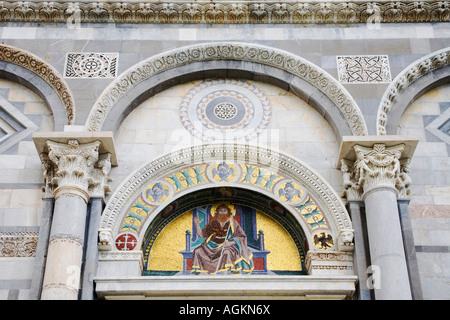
[340,143,411,200]
[377,47,450,135]
[0,1,448,24]
[305,251,354,275]
[337,229,354,252]
[0,232,39,257]
[86,42,367,136]
[353,143,404,192]
[0,44,75,126]
[98,228,113,251]
[40,139,112,201]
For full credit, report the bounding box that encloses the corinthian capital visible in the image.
[338,136,419,201]
[33,132,117,202]
[46,139,101,201]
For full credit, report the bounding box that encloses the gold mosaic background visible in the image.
[146,209,302,272]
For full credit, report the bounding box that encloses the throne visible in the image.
[178,205,271,275]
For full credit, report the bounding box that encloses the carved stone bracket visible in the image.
[33,132,117,202]
[338,136,419,201]
[305,251,354,276]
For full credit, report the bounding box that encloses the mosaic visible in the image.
[337,55,392,84]
[143,202,306,276]
[118,161,332,250]
[64,52,118,78]
[180,79,272,141]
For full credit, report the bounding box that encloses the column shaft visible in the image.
[363,186,411,300]
[41,194,88,300]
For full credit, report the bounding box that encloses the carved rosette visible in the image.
[43,139,112,202]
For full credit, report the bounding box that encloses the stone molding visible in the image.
[100,143,352,249]
[0,232,39,257]
[338,135,418,200]
[0,44,75,126]
[0,1,449,24]
[85,42,367,136]
[305,251,354,276]
[377,47,450,135]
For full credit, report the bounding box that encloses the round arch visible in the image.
[0,44,75,129]
[85,42,368,139]
[377,47,450,135]
[99,143,353,255]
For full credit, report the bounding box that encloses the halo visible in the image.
[210,201,236,217]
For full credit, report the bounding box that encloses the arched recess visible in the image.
[95,143,356,299]
[0,44,75,130]
[377,47,450,135]
[85,42,368,140]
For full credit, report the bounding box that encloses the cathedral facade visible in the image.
[0,0,449,300]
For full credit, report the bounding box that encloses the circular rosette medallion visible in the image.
[275,180,305,204]
[207,161,241,183]
[115,233,138,251]
[142,181,173,205]
[180,79,271,141]
[73,53,110,78]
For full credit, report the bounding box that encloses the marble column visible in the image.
[33,132,116,300]
[355,143,411,299]
[39,139,101,300]
[338,136,418,300]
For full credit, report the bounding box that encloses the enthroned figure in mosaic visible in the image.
[192,202,254,275]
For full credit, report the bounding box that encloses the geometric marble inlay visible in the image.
[425,106,450,145]
[179,79,272,142]
[0,95,38,153]
[337,55,392,84]
[64,52,118,78]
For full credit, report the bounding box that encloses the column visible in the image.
[353,143,411,300]
[80,153,112,300]
[39,139,101,300]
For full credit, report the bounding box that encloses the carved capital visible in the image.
[338,136,418,201]
[46,139,101,201]
[33,132,117,202]
[353,143,404,192]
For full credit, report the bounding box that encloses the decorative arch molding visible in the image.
[85,42,368,138]
[99,143,353,255]
[0,44,75,128]
[377,47,450,135]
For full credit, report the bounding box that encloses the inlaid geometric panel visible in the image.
[64,52,118,78]
[0,95,38,153]
[179,79,272,142]
[337,55,392,84]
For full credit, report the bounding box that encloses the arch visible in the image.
[85,42,368,138]
[100,143,353,256]
[141,187,309,276]
[0,44,75,129]
[377,47,450,135]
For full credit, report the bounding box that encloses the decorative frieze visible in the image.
[305,251,354,276]
[0,1,448,24]
[0,232,39,257]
